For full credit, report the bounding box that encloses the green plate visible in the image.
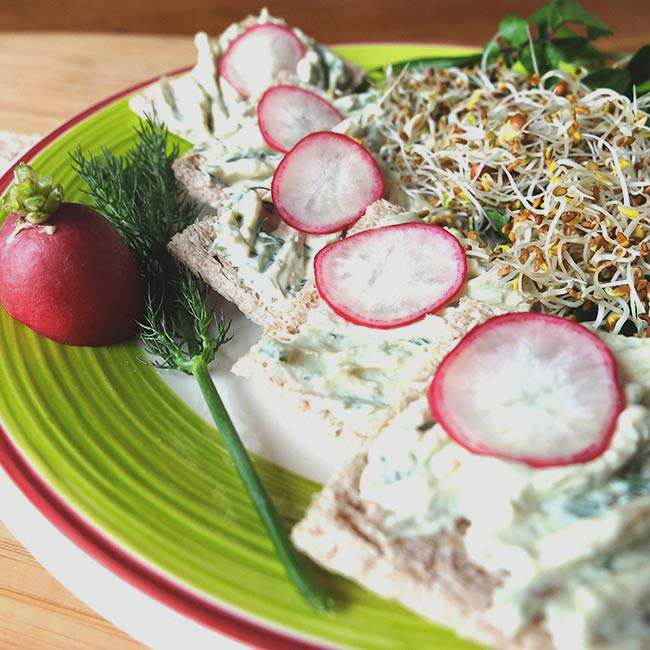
[0,43,485,649]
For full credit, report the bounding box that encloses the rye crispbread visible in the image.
[168,198,410,336]
[172,151,226,208]
[232,297,501,448]
[291,453,553,650]
[0,132,40,170]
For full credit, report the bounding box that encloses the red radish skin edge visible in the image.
[0,205,141,347]
[428,312,625,468]
[271,132,386,235]
[257,85,343,153]
[218,24,306,98]
[314,223,468,329]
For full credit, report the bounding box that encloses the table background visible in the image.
[2,0,650,49]
[1,2,650,647]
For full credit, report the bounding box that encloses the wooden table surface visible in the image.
[2,14,650,647]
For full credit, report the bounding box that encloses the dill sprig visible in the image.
[70,117,333,612]
[70,120,198,303]
[138,269,232,373]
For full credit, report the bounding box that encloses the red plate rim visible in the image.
[0,66,328,650]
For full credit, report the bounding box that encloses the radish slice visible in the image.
[258,85,342,152]
[429,313,624,467]
[314,222,467,328]
[271,132,385,234]
[219,24,306,97]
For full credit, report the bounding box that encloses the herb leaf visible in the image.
[529,3,560,37]
[372,0,650,97]
[70,120,199,304]
[71,117,333,613]
[486,209,510,235]
[521,41,551,74]
[582,67,632,94]
[636,79,650,95]
[531,0,612,39]
[628,45,650,88]
[557,0,612,39]
[385,53,482,73]
[548,37,606,67]
[499,15,530,48]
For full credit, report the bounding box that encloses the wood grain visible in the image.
[0,522,143,649]
[0,0,649,48]
[0,34,194,134]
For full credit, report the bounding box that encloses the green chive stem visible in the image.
[191,357,334,612]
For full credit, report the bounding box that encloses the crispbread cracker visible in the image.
[168,197,411,335]
[292,454,553,650]
[0,132,40,170]
[233,297,501,447]
[172,152,225,208]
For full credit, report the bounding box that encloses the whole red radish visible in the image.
[0,163,141,346]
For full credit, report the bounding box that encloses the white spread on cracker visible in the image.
[255,304,453,432]
[209,189,338,307]
[242,214,526,434]
[359,335,650,650]
[129,9,365,147]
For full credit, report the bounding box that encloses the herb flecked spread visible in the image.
[210,189,338,305]
[359,330,650,649]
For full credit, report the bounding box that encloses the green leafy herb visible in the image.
[582,67,632,95]
[70,119,196,296]
[498,15,530,49]
[628,45,650,89]
[366,52,483,79]
[376,0,650,97]
[386,52,483,73]
[530,0,612,40]
[486,209,510,236]
[637,79,650,95]
[495,0,649,97]
[71,117,333,613]
[545,36,605,68]
[494,1,615,75]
